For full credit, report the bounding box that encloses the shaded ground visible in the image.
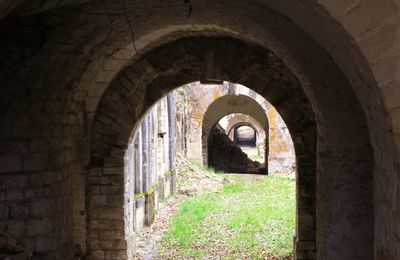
[239,146,264,163]
[135,155,295,259]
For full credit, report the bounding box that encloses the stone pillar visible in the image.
[141,117,150,193]
[151,110,158,185]
[133,117,149,232]
[167,94,177,193]
[144,111,157,226]
[264,131,269,175]
[134,129,142,195]
[294,154,316,260]
[124,141,136,259]
[167,94,176,171]
[162,98,170,174]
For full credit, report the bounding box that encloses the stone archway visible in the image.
[88,33,373,259]
[232,125,257,145]
[225,114,267,162]
[226,115,265,139]
[228,122,261,143]
[2,0,397,257]
[200,94,269,167]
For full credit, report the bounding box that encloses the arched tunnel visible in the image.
[0,1,399,259]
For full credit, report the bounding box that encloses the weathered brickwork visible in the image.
[88,94,177,259]
[0,0,398,259]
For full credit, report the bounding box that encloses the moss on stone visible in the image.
[164,169,176,176]
[134,193,144,201]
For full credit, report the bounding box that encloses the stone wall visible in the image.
[208,126,266,174]
[0,2,396,257]
[120,93,178,259]
[177,82,295,174]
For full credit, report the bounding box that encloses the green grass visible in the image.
[159,174,295,259]
[240,146,264,163]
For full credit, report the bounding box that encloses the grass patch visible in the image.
[159,174,295,259]
[188,159,222,174]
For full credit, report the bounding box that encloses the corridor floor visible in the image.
[136,156,295,259]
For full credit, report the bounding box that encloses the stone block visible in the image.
[0,175,29,190]
[95,70,116,83]
[89,168,103,177]
[109,175,124,186]
[90,195,107,206]
[90,207,123,220]
[158,176,166,202]
[89,176,110,185]
[35,236,57,252]
[27,219,53,236]
[30,139,50,152]
[107,194,123,207]
[96,230,125,240]
[89,250,105,259]
[90,239,127,250]
[104,250,128,259]
[164,178,171,199]
[5,220,25,237]
[0,154,23,173]
[100,185,123,195]
[296,240,316,250]
[24,153,50,171]
[89,219,124,232]
[296,249,316,260]
[29,171,57,186]
[8,202,29,218]
[6,189,24,201]
[31,198,56,217]
[103,167,123,175]
[104,157,124,167]
[135,202,145,233]
[144,191,155,226]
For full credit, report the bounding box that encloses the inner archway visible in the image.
[0,0,398,259]
[225,113,269,165]
[230,124,258,144]
[201,94,269,172]
[88,34,373,259]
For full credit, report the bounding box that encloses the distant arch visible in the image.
[201,95,269,167]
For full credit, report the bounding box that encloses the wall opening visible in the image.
[87,35,374,260]
[233,125,257,146]
[121,81,297,258]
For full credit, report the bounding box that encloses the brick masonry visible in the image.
[0,1,398,259]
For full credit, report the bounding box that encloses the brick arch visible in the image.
[89,36,317,259]
[1,1,394,258]
[88,30,374,259]
[227,120,266,155]
[227,119,267,166]
[232,124,258,142]
[225,114,266,141]
[201,95,269,166]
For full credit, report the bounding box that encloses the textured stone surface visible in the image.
[0,0,398,258]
